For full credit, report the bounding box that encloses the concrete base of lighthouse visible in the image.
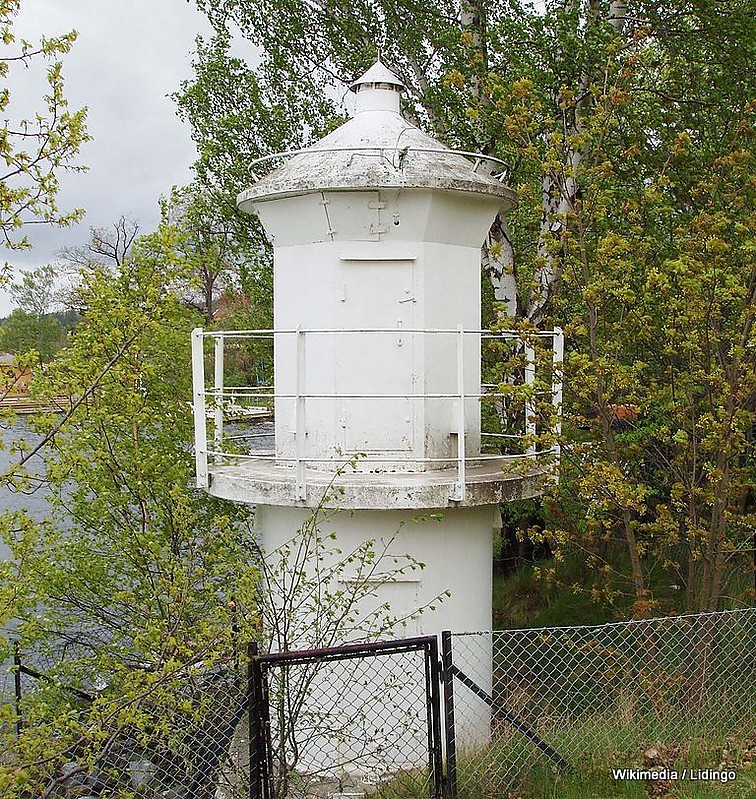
[254,503,498,781]
[256,503,497,636]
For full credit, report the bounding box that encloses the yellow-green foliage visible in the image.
[0,0,89,255]
[0,233,258,796]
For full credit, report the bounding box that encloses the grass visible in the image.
[450,721,756,799]
[483,547,756,797]
[510,738,756,799]
[485,541,756,794]
[368,715,755,799]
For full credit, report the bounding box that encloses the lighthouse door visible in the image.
[338,258,417,459]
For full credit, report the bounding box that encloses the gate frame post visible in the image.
[425,637,444,799]
[441,631,458,799]
[254,636,442,798]
[248,642,272,799]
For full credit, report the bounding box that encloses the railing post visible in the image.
[524,342,536,457]
[295,327,307,501]
[214,335,225,453]
[191,328,209,488]
[552,327,564,458]
[451,326,466,502]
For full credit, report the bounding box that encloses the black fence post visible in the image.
[247,641,262,799]
[425,637,444,799]
[13,641,22,736]
[441,631,457,799]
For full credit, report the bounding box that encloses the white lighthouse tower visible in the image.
[193,59,561,636]
[191,60,561,775]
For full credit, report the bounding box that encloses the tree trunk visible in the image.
[459,0,520,315]
[527,0,628,326]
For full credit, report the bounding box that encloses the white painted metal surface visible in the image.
[191,327,208,488]
[237,58,514,211]
[192,60,569,773]
[192,61,568,771]
[255,503,498,634]
[349,59,406,93]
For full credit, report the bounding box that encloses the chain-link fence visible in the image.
[3,638,443,799]
[446,608,756,796]
[4,610,754,798]
[2,646,252,799]
[252,637,443,799]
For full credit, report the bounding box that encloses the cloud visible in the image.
[1,0,213,314]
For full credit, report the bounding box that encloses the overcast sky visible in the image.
[1,0,217,315]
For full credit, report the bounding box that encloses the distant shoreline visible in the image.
[0,396,69,415]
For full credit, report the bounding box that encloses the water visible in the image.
[1,418,53,701]
[0,417,277,555]
[0,418,52,561]
[224,419,275,454]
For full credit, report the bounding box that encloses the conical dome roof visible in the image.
[349,60,405,92]
[237,61,515,212]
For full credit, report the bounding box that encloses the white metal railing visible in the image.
[191,327,564,500]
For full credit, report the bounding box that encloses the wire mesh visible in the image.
[1,650,252,799]
[4,610,753,798]
[257,640,440,799]
[448,608,756,796]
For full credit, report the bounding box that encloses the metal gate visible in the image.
[249,637,443,799]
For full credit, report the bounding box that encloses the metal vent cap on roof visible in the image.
[349,60,405,93]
